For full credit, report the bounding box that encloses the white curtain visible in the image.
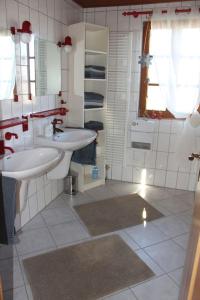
[0,30,16,100]
[151,17,200,118]
[150,11,200,162]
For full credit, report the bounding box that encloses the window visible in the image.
[139,20,200,119]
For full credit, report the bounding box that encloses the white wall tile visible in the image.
[47,0,55,18]
[37,189,45,211]
[145,151,156,169]
[117,9,130,31]
[169,134,178,153]
[39,0,47,14]
[6,0,19,27]
[132,167,143,183]
[47,17,55,41]
[45,184,52,205]
[106,10,117,31]
[29,194,38,218]
[0,0,7,28]
[122,166,133,182]
[154,170,166,187]
[159,120,171,133]
[177,172,190,190]
[157,133,170,152]
[30,9,40,37]
[156,152,168,170]
[112,164,122,180]
[94,11,106,26]
[30,0,39,10]
[39,13,48,39]
[19,4,30,24]
[167,153,179,172]
[166,171,177,188]
[145,168,155,185]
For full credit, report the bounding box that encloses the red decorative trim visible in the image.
[5,132,18,140]
[122,10,153,17]
[30,107,69,119]
[0,117,23,130]
[123,8,199,18]
[14,94,19,102]
[10,21,32,35]
[22,116,29,131]
[10,26,16,35]
[175,8,191,14]
[57,36,72,47]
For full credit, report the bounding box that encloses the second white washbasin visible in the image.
[35,128,97,180]
[1,147,63,180]
[35,128,97,151]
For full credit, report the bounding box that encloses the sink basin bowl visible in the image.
[35,128,97,151]
[34,128,97,180]
[1,147,63,180]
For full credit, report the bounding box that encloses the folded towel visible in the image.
[84,92,104,102]
[71,140,96,165]
[84,121,104,131]
[85,65,105,71]
[85,103,104,109]
[85,65,106,79]
[0,174,17,244]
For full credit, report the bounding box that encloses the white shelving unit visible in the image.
[68,22,108,192]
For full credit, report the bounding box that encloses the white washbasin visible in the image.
[34,128,97,180]
[1,147,63,180]
[35,128,97,151]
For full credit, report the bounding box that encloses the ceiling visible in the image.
[73,0,188,8]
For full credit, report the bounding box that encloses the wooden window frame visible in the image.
[138,21,175,119]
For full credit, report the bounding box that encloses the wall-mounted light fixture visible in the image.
[57,36,72,53]
[10,21,32,44]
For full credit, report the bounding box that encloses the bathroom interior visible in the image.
[0,0,200,299]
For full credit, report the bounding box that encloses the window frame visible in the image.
[138,21,175,119]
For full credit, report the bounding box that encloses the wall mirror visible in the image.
[30,38,61,96]
[0,30,16,100]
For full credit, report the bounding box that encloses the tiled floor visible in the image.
[0,180,195,300]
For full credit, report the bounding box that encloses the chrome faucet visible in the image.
[52,118,64,135]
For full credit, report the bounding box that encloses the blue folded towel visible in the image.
[84,92,104,102]
[0,174,17,244]
[85,65,106,79]
[71,140,96,165]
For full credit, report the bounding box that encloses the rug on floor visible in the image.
[74,193,164,236]
[23,235,154,300]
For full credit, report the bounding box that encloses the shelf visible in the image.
[84,78,106,82]
[84,107,105,112]
[85,49,107,55]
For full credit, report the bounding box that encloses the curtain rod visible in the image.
[122,8,200,18]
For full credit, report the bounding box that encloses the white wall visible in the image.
[0,0,83,226]
[84,1,200,191]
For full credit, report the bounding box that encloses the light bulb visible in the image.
[64,45,72,53]
[21,32,32,44]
